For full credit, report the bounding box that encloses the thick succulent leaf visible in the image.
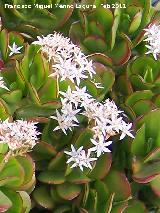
[39,78,58,102]
[66,168,90,184]
[129,11,142,33]
[84,189,97,212]
[151,175,160,197]
[54,205,71,213]
[56,182,81,200]
[50,186,65,203]
[0,99,11,119]
[94,180,114,213]
[123,200,146,213]
[109,37,131,66]
[16,155,35,186]
[15,102,61,118]
[133,161,160,183]
[19,174,36,192]
[0,155,25,188]
[0,190,12,212]
[103,169,131,202]
[31,141,56,161]
[88,153,112,180]
[115,75,133,96]
[137,109,160,147]
[75,128,93,148]
[27,82,41,104]
[126,90,153,107]
[88,53,112,67]
[1,189,23,213]
[129,74,153,91]
[0,29,8,61]
[30,52,49,89]
[132,100,154,116]
[111,8,121,50]
[69,21,84,45]
[1,90,22,104]
[93,62,115,97]
[111,202,128,213]
[19,191,31,213]
[144,148,160,163]
[38,171,65,185]
[48,152,66,171]
[94,7,113,30]
[81,79,98,98]
[83,36,107,52]
[131,124,146,157]
[52,0,74,28]
[33,185,54,209]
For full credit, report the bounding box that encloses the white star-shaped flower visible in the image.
[8,42,23,56]
[64,145,97,171]
[144,24,160,60]
[89,136,112,157]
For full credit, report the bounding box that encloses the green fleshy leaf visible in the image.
[137,109,160,147]
[110,37,131,66]
[123,200,146,213]
[33,186,55,209]
[48,152,66,171]
[132,100,154,116]
[0,190,12,212]
[39,78,58,102]
[111,201,128,213]
[56,182,81,200]
[30,52,49,89]
[69,21,84,44]
[27,82,41,104]
[66,168,90,184]
[95,181,110,213]
[19,191,31,213]
[0,155,25,188]
[0,29,9,61]
[88,153,112,180]
[144,148,160,163]
[133,161,160,183]
[1,189,23,213]
[38,171,65,184]
[16,155,34,186]
[32,141,56,161]
[54,205,71,213]
[103,169,131,202]
[83,36,107,52]
[88,53,112,67]
[151,175,160,197]
[125,90,153,107]
[131,124,146,157]
[129,11,142,33]
[1,90,22,104]
[111,7,121,50]
[75,128,93,148]
[94,7,113,30]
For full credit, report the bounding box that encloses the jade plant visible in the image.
[0,0,160,212]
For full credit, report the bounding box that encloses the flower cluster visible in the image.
[32,33,95,85]
[52,86,134,170]
[33,32,134,171]
[0,119,40,155]
[64,145,97,171]
[144,24,160,60]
